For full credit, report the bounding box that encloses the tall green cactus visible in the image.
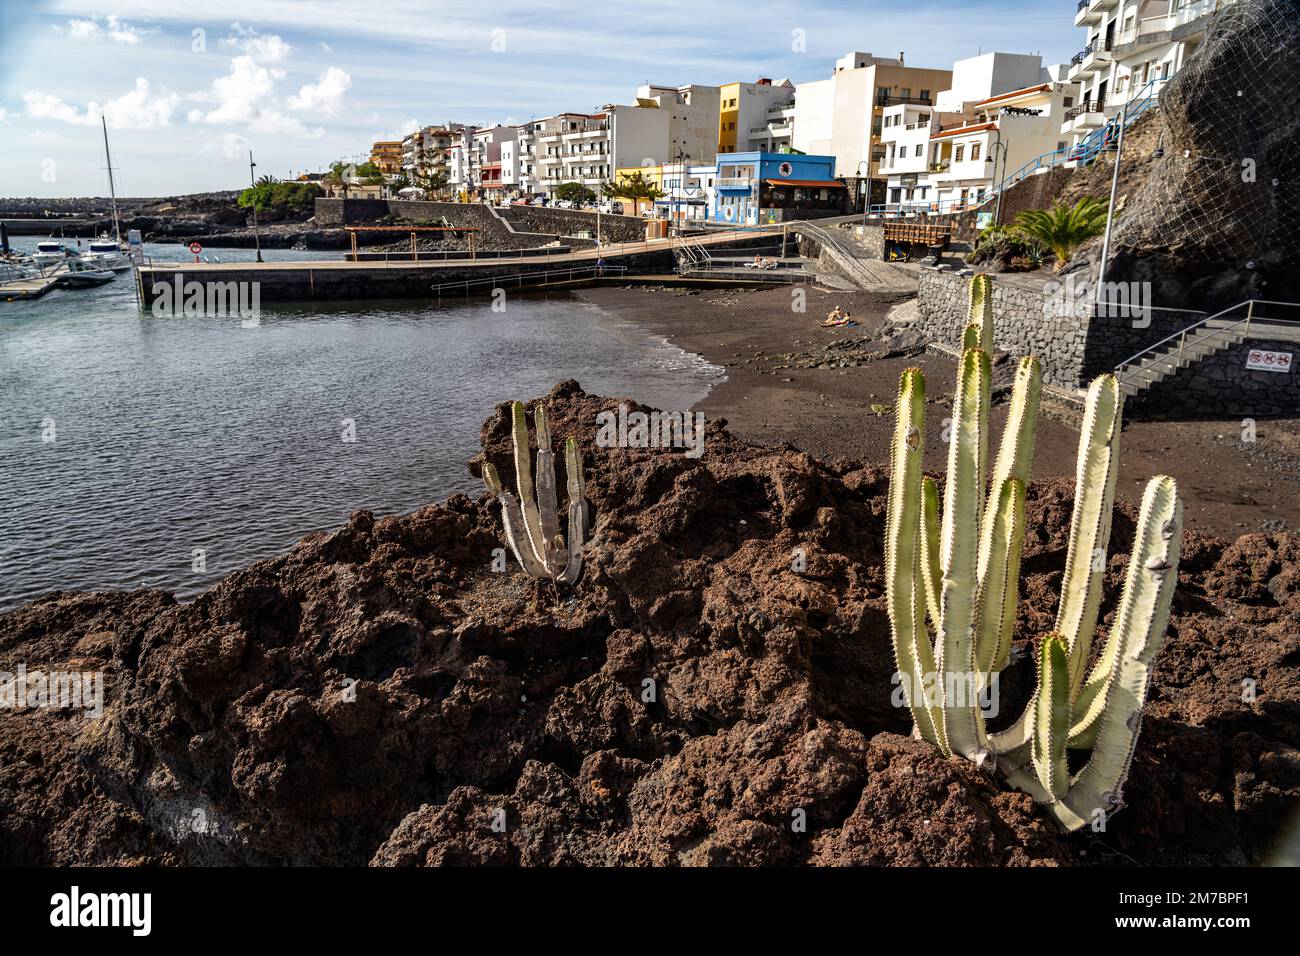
[482,401,588,585]
[882,275,1183,832]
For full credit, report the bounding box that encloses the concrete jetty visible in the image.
[134,229,784,305]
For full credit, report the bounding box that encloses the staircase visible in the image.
[1114,300,1300,399]
[785,220,916,292]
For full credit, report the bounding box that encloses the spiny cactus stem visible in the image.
[885,368,944,750]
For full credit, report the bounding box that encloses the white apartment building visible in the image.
[878,53,1079,213]
[654,162,718,221]
[791,51,954,206]
[634,83,723,164]
[718,78,795,155]
[400,124,460,184]
[533,113,613,196]
[1063,0,1238,148]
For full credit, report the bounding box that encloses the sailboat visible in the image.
[83,115,133,272]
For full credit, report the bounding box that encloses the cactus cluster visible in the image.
[482,401,588,584]
[884,275,1183,831]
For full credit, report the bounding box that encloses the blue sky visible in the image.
[0,0,1082,197]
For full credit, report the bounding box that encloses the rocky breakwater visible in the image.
[0,382,1296,866]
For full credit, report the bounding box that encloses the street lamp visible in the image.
[985,133,1009,224]
[248,150,263,263]
[1097,103,1129,309]
[856,160,871,223]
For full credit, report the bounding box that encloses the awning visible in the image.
[764,179,846,188]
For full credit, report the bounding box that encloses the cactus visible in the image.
[482,401,588,585]
[881,275,1183,831]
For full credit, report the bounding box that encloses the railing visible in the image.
[1114,299,1300,386]
[430,264,628,297]
[783,219,882,290]
[1065,100,1104,119]
[1175,0,1223,28]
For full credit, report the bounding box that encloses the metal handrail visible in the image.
[1114,299,1300,383]
[430,263,627,296]
[786,219,883,290]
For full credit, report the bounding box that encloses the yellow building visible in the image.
[369,141,404,175]
[717,78,796,155]
[612,165,663,215]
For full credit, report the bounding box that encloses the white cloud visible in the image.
[320,41,333,53]
[250,111,323,138]
[23,79,178,130]
[0,105,7,123]
[221,25,292,63]
[187,52,332,138]
[286,67,351,115]
[188,55,284,125]
[60,15,155,44]
[201,132,252,161]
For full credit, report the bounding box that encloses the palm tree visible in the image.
[603,171,664,208]
[1012,197,1109,272]
[324,160,357,199]
[255,174,279,188]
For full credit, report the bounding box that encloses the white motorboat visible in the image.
[31,240,76,268]
[85,239,133,272]
[55,256,116,287]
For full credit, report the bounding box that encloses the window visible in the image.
[920,90,930,101]
[1064,96,1074,107]
[955,145,965,162]
[915,144,924,157]
[901,88,911,98]
[970,143,981,161]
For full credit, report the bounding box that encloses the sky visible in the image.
[0,0,1083,197]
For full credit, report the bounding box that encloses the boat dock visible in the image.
[0,275,60,300]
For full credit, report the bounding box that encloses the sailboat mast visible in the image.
[101,114,121,243]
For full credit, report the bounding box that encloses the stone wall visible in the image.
[916,270,1215,390]
[498,207,645,244]
[1130,338,1300,419]
[314,199,530,250]
[915,270,1087,385]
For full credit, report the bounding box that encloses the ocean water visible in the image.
[0,240,720,611]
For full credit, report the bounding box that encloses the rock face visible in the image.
[1,383,1297,866]
[1092,0,1300,307]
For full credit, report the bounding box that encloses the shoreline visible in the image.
[576,285,1300,541]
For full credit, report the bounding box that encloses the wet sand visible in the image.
[578,284,1300,540]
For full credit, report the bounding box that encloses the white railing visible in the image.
[1114,299,1300,386]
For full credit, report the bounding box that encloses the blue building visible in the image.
[709,151,848,225]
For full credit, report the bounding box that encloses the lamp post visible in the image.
[985,133,1009,224]
[1096,103,1128,309]
[248,150,263,263]
[856,160,871,224]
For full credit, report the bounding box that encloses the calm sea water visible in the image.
[0,239,720,611]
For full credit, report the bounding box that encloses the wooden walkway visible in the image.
[0,275,60,300]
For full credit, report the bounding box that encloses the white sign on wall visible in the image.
[1245,349,1293,372]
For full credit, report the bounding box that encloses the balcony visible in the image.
[929,160,951,173]
[1175,0,1222,28]
[875,94,933,108]
[1062,100,1108,132]
[1075,0,1118,27]
[1115,15,1175,54]
[1070,38,1113,79]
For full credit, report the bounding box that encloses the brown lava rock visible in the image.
[1,382,1296,866]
